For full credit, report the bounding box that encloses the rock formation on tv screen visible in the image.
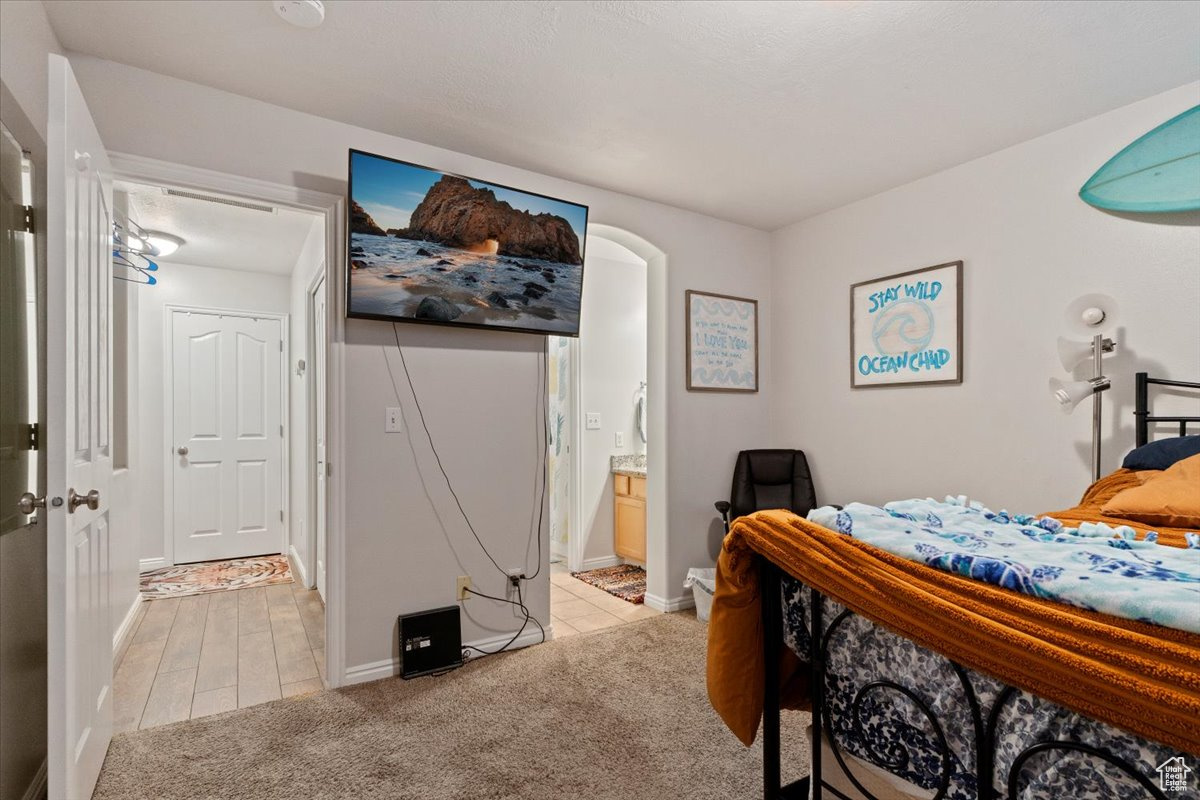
[390,176,582,265]
[350,200,386,236]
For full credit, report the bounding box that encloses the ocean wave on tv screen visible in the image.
[348,233,583,333]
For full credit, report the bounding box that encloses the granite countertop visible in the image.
[610,454,647,477]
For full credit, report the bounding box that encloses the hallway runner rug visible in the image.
[570,564,646,604]
[140,554,293,599]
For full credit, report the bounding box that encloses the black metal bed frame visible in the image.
[758,371,1199,800]
[1134,372,1200,446]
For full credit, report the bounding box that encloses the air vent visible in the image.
[164,188,276,214]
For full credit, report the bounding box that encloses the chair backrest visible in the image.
[729,449,817,521]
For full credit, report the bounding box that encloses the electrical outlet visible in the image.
[585,412,601,430]
[456,576,471,601]
[385,407,403,433]
[615,431,625,448]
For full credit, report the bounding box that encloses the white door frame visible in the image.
[565,336,584,573]
[568,225,670,608]
[161,304,289,566]
[110,152,349,687]
[305,265,327,595]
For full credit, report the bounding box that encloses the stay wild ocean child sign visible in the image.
[850,261,963,388]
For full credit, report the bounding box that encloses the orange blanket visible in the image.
[706,472,1200,755]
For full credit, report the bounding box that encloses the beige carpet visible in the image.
[93,613,811,800]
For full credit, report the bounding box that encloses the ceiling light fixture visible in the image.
[143,231,184,258]
[272,0,325,29]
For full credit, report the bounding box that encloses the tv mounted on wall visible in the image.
[346,149,589,336]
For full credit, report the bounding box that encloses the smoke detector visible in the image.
[272,0,325,29]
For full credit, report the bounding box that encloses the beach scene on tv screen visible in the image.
[348,152,587,334]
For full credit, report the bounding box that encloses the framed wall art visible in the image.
[850,261,963,388]
[686,290,758,392]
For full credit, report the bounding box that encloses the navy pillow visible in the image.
[1122,435,1200,470]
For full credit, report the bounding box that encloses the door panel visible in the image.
[46,54,114,800]
[171,311,283,564]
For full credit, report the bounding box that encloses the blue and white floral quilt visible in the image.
[807,497,1200,634]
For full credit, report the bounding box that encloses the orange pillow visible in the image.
[1101,454,1200,529]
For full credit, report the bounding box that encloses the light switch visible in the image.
[585,412,601,430]
[615,431,625,448]
[385,407,403,433]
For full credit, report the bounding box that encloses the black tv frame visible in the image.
[345,148,589,338]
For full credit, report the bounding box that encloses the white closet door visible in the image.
[171,310,283,564]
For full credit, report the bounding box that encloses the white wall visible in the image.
[0,0,62,141]
[134,261,292,566]
[770,82,1200,513]
[69,55,774,673]
[287,217,325,584]
[578,245,647,564]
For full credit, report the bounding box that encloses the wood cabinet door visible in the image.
[614,495,646,562]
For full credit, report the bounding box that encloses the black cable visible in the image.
[460,583,544,659]
[384,323,506,578]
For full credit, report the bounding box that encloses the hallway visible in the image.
[114,582,326,731]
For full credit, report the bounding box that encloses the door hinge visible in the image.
[280,510,284,522]
[20,205,34,234]
[280,424,284,437]
[23,423,39,451]
[279,340,283,352]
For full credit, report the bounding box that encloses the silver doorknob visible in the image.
[177,446,189,456]
[17,492,46,515]
[67,488,100,513]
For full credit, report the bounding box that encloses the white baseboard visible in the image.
[288,544,309,588]
[139,556,167,573]
[644,592,695,613]
[20,758,46,800]
[580,555,621,571]
[342,626,546,686]
[113,594,143,658]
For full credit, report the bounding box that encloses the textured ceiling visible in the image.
[46,0,1200,230]
[118,180,321,275]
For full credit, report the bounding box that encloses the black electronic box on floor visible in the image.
[398,605,463,678]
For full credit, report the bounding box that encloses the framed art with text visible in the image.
[850,260,963,388]
[686,290,758,392]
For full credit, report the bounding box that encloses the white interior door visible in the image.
[170,310,283,564]
[312,276,327,600]
[46,54,115,800]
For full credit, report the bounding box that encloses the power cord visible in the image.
[460,580,545,660]
[383,323,507,579]
[381,323,549,660]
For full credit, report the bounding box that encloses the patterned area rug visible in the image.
[570,564,646,604]
[140,554,292,599]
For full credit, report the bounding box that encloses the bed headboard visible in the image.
[1134,372,1200,446]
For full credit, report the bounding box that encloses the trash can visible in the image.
[684,568,717,622]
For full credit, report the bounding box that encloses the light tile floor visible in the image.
[549,562,659,638]
[113,580,326,732]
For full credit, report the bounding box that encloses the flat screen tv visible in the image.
[346,149,589,336]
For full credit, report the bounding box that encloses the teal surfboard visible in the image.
[1080,105,1200,213]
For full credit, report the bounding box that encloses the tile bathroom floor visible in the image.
[549,562,659,637]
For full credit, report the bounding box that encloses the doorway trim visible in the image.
[304,265,327,596]
[160,304,290,568]
[109,152,348,687]
[571,224,670,609]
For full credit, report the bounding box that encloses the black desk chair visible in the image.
[714,449,817,532]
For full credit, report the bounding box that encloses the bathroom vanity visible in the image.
[611,455,646,562]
